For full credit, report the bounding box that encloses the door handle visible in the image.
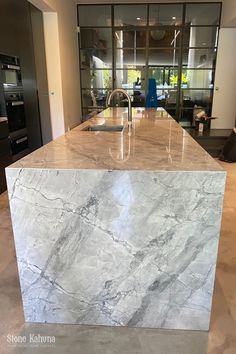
[11,101,24,106]
[16,136,28,144]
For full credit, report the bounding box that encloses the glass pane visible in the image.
[180,90,213,124]
[183,69,215,89]
[165,91,178,119]
[81,69,112,89]
[183,48,216,68]
[184,27,219,48]
[115,30,146,48]
[78,5,111,27]
[80,28,112,49]
[148,68,178,88]
[185,3,221,26]
[82,108,103,122]
[149,4,183,26]
[132,90,145,107]
[156,89,174,103]
[182,91,213,109]
[179,109,194,126]
[116,49,146,68]
[108,90,146,107]
[80,49,112,69]
[115,68,145,89]
[154,69,215,89]
[82,89,109,108]
[149,28,181,48]
[114,5,147,27]
[148,68,164,86]
[148,49,179,66]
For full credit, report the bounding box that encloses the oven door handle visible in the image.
[15,136,28,144]
[4,64,21,70]
[10,101,24,106]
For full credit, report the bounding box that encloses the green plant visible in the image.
[103,69,112,88]
[170,73,189,86]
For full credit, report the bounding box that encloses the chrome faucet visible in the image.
[107,89,132,125]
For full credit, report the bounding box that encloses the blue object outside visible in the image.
[146,78,158,108]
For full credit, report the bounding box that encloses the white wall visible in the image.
[221,0,236,27]
[43,12,65,139]
[29,0,81,139]
[213,1,236,129]
[30,5,52,144]
[211,28,236,129]
[45,0,82,131]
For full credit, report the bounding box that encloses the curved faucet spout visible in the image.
[107,89,132,124]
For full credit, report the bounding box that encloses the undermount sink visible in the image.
[82,124,124,132]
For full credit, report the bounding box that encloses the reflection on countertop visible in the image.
[8,107,223,172]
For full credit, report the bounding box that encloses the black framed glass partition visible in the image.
[77,3,221,124]
[179,3,220,126]
[78,5,112,118]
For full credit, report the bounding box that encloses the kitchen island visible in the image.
[6,108,226,330]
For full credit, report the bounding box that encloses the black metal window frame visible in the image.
[77,2,222,123]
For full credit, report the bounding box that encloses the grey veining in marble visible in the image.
[6,167,226,330]
[9,108,223,172]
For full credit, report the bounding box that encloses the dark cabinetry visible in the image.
[187,128,231,157]
[0,0,42,150]
[0,0,43,193]
[0,119,12,193]
[0,55,30,160]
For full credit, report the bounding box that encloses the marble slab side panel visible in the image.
[6,168,226,330]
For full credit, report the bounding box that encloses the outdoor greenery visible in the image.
[170,73,189,86]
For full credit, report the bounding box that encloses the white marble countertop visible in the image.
[8,107,223,172]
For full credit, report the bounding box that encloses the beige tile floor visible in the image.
[0,161,235,354]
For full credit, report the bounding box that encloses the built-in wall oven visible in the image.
[5,91,26,132]
[5,91,29,158]
[10,134,28,156]
[0,54,29,159]
[0,54,22,90]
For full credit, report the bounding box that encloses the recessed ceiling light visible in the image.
[137,17,141,21]
[172,16,177,20]
[202,42,207,46]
